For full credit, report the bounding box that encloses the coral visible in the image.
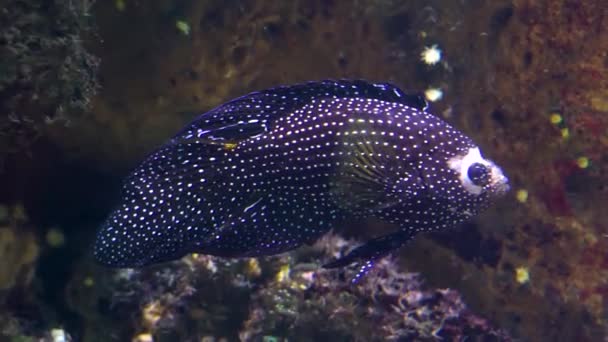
[0,205,39,293]
[0,205,50,342]
[66,234,508,341]
[0,0,99,158]
[240,235,509,341]
[0,319,73,342]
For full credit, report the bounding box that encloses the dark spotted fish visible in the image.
[94,80,509,281]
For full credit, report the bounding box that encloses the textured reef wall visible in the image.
[0,0,99,161]
[420,0,608,340]
[67,235,508,341]
[0,0,607,341]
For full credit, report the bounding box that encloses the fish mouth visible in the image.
[489,165,510,196]
[495,179,510,195]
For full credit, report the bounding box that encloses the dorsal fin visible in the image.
[173,79,427,143]
[130,80,427,202]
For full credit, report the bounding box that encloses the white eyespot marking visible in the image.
[448,147,509,195]
[448,147,487,195]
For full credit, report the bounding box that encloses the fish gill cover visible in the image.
[94,79,509,281]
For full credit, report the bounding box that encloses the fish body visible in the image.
[94,80,509,278]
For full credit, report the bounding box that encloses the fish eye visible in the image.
[467,163,490,187]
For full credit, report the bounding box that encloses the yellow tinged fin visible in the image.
[223,142,239,151]
[330,120,395,212]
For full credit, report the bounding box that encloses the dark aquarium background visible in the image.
[1,0,607,341]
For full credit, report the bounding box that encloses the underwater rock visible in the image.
[240,234,510,341]
[0,205,39,293]
[69,234,508,341]
[0,0,99,159]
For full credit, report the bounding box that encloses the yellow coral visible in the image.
[275,264,290,283]
[549,113,563,125]
[115,0,126,12]
[590,91,608,112]
[142,301,164,328]
[83,277,94,287]
[576,156,590,169]
[424,88,443,102]
[420,45,442,65]
[515,266,530,284]
[516,189,529,203]
[245,258,261,278]
[133,333,153,342]
[46,227,65,248]
[176,20,191,36]
[0,226,39,290]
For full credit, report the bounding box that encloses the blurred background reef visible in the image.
[0,0,607,341]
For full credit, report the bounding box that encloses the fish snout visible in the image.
[490,164,510,196]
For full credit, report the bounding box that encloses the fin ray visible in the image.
[174,80,427,143]
[330,120,404,212]
[323,230,414,283]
